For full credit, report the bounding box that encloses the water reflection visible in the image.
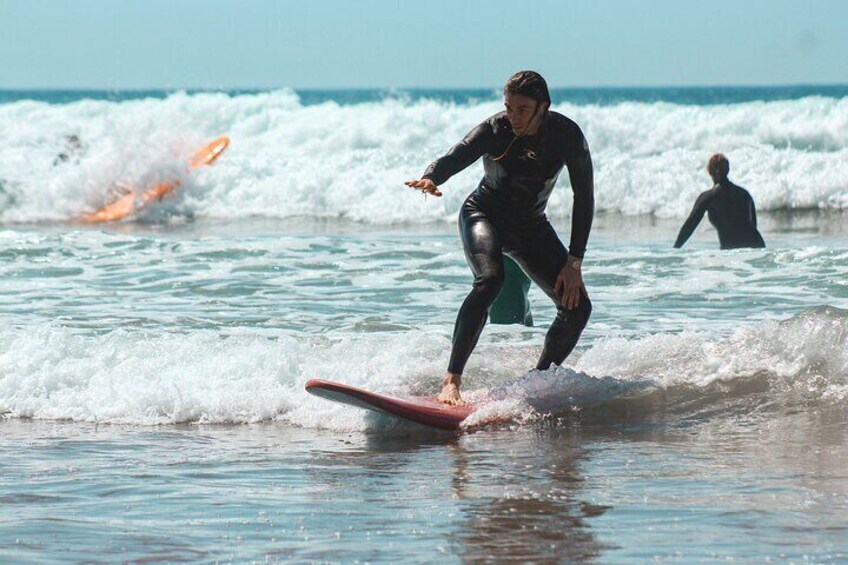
[445,428,613,563]
[353,426,614,563]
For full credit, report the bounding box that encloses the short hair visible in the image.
[707,154,730,179]
[504,71,551,104]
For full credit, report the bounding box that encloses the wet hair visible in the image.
[707,153,730,180]
[504,71,551,105]
[492,71,552,161]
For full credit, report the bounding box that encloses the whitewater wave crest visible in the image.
[0,307,845,430]
[1,91,847,223]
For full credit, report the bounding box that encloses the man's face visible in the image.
[504,92,541,136]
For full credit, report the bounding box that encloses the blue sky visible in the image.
[1,0,846,89]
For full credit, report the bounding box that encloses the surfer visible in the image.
[53,134,84,166]
[674,154,766,250]
[405,70,594,405]
[2,134,82,212]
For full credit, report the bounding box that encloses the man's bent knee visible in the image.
[473,272,505,300]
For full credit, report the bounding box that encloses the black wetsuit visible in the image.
[423,111,594,374]
[674,180,765,249]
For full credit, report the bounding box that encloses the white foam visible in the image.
[2,308,844,429]
[464,306,848,425]
[574,305,848,400]
[0,324,454,429]
[1,92,847,223]
[462,368,653,427]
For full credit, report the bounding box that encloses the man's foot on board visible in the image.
[437,382,465,406]
[437,373,465,405]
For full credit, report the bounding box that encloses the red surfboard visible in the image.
[305,379,475,431]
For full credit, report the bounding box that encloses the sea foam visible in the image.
[1,91,847,223]
[1,308,844,430]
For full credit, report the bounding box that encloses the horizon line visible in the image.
[2,82,848,92]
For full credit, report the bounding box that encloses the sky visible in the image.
[1,0,846,89]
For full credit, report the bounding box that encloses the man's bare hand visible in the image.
[404,178,442,197]
[554,257,586,309]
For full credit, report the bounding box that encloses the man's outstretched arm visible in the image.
[421,121,493,186]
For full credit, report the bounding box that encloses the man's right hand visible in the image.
[404,178,442,197]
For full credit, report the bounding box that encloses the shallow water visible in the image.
[1,213,847,563]
[2,404,846,563]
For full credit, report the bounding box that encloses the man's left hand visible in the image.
[554,256,585,309]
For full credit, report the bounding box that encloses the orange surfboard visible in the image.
[79,136,229,223]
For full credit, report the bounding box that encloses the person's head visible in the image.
[504,71,551,136]
[707,153,730,182]
[66,134,81,149]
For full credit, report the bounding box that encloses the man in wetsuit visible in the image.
[674,154,765,250]
[405,71,594,405]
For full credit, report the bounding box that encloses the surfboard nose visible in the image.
[305,378,474,430]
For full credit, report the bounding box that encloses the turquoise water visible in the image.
[1,87,848,562]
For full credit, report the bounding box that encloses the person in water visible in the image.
[674,154,766,250]
[405,70,594,405]
[2,135,84,211]
[53,134,84,166]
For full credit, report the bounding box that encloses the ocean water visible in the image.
[1,87,847,563]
